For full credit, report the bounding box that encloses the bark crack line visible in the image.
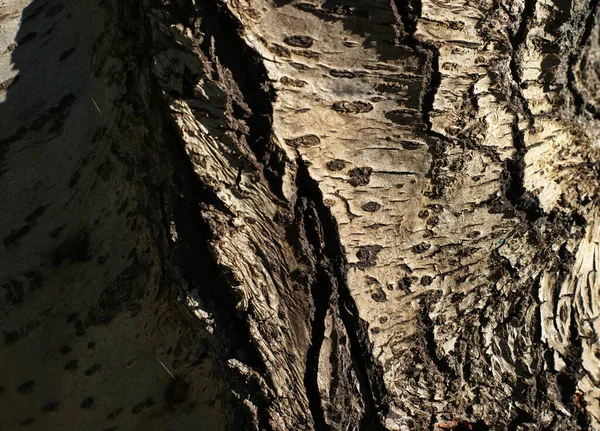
[392,0,451,200]
[197,0,287,200]
[146,2,277,429]
[296,159,388,430]
[506,0,543,223]
[567,0,600,119]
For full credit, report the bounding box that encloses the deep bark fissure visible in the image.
[508,0,536,125]
[505,120,543,223]
[393,0,451,200]
[141,3,280,428]
[505,0,544,224]
[557,309,587,427]
[567,0,600,119]
[197,0,286,200]
[296,196,333,431]
[296,160,388,430]
[421,303,453,375]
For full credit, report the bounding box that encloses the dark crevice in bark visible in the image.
[421,303,452,375]
[567,0,600,119]
[197,0,286,200]
[504,119,543,223]
[393,0,449,199]
[509,0,536,126]
[294,192,331,430]
[296,160,388,431]
[507,407,534,431]
[393,0,441,135]
[159,97,272,429]
[504,0,543,224]
[143,3,276,429]
[557,309,588,428]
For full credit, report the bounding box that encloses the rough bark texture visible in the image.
[2,0,600,430]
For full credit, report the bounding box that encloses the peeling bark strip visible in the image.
[3,0,600,430]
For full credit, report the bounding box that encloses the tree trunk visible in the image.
[2,0,600,429]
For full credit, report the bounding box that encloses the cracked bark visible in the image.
[3,0,600,430]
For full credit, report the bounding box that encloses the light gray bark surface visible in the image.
[2,0,600,430]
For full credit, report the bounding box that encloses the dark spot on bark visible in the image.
[285,134,321,147]
[362,202,381,212]
[418,210,429,218]
[59,345,71,355]
[19,417,35,426]
[85,364,101,376]
[132,397,154,414]
[356,245,383,269]
[165,377,190,404]
[412,242,431,254]
[294,49,320,59]
[270,43,290,57]
[17,32,37,45]
[25,205,48,224]
[4,279,24,305]
[283,35,314,48]
[64,359,78,371]
[4,225,32,247]
[68,171,80,187]
[467,231,480,239]
[75,320,86,336]
[280,76,307,87]
[18,380,34,394]
[420,275,433,286]
[58,47,76,62]
[87,341,96,349]
[50,225,64,239]
[52,231,90,266]
[371,287,387,302]
[401,141,422,150]
[290,62,310,70]
[80,397,94,409]
[427,216,439,227]
[86,264,142,325]
[42,401,59,413]
[326,159,347,171]
[4,322,39,345]
[106,408,123,420]
[397,276,412,292]
[385,109,415,125]
[379,316,388,324]
[348,167,373,187]
[332,100,373,114]
[329,69,365,78]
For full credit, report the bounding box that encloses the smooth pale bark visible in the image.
[2,0,600,430]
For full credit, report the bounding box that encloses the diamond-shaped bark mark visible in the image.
[326,159,347,171]
[412,242,431,254]
[348,167,373,187]
[132,397,155,414]
[362,201,381,212]
[283,35,314,48]
[356,245,383,269]
[332,100,373,114]
[285,134,321,147]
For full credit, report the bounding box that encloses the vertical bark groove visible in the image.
[296,160,388,430]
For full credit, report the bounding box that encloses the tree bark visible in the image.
[2,0,600,430]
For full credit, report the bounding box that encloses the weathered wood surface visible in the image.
[2,0,600,430]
